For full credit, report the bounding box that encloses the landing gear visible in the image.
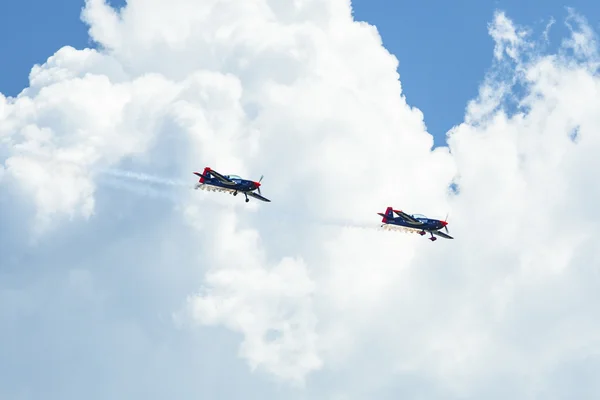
[429,232,437,241]
[419,230,426,236]
[233,191,237,196]
[244,193,249,203]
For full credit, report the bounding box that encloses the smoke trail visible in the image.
[94,168,245,207]
[319,218,378,230]
[97,176,184,202]
[99,168,191,187]
[314,216,424,236]
[90,167,198,204]
[289,214,419,234]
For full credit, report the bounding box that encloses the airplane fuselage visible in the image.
[379,216,446,232]
[196,177,259,193]
[193,168,270,202]
[377,207,453,240]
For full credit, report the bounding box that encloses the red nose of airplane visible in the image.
[254,181,261,187]
[441,221,448,226]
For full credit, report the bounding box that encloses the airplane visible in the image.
[193,167,271,203]
[377,207,453,241]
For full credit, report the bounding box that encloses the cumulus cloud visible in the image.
[1,0,600,399]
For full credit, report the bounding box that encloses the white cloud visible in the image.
[563,8,599,61]
[183,208,321,384]
[488,11,532,62]
[1,0,600,399]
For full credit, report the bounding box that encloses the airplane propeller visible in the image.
[442,212,450,233]
[257,175,264,195]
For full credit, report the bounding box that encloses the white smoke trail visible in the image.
[97,176,183,202]
[90,167,197,203]
[94,168,245,207]
[306,216,420,235]
[99,168,191,187]
[326,221,420,234]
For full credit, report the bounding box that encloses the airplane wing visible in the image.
[432,230,454,239]
[208,169,236,185]
[393,210,424,225]
[247,191,271,202]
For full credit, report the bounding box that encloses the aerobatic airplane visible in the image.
[193,167,270,203]
[377,207,453,241]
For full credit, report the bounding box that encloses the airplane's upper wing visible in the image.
[393,210,424,225]
[432,230,454,239]
[208,169,236,184]
[247,191,271,202]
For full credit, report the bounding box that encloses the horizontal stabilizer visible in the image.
[193,172,210,183]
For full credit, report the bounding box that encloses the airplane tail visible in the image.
[378,206,394,223]
[193,167,211,183]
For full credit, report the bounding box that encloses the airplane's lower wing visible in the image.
[247,191,271,202]
[432,230,454,239]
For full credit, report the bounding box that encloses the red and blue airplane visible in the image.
[378,207,453,241]
[193,167,270,203]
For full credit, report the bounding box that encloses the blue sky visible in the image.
[0,0,597,146]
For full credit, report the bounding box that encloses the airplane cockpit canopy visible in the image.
[227,175,242,180]
[411,214,427,219]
